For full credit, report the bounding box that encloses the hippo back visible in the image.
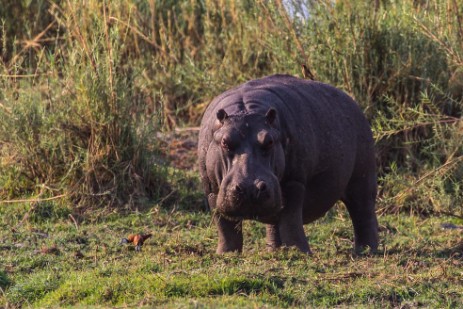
[198,74,373,193]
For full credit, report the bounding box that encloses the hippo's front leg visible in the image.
[278,182,311,254]
[209,193,243,254]
[265,224,282,252]
[215,215,243,254]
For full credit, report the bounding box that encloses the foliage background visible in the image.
[1,0,462,215]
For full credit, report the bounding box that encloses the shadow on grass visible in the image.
[382,246,463,260]
[164,275,296,306]
[0,271,11,290]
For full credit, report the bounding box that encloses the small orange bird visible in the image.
[121,233,152,251]
[301,64,315,80]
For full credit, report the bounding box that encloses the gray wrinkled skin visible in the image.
[198,74,379,254]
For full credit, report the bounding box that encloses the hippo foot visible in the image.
[278,223,312,254]
[216,245,242,255]
[280,245,313,255]
[280,241,312,254]
[354,244,379,256]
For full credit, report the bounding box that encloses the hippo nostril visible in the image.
[256,180,267,192]
[234,184,243,194]
[255,180,267,200]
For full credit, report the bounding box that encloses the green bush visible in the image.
[0,1,169,209]
[0,0,462,214]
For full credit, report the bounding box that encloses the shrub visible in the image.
[0,0,462,215]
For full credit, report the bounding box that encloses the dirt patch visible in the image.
[165,243,207,256]
[157,128,199,171]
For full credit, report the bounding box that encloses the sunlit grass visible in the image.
[1,202,461,307]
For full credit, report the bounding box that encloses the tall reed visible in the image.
[0,0,461,214]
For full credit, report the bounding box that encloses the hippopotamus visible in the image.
[198,74,378,254]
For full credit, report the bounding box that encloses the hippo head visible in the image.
[207,108,286,222]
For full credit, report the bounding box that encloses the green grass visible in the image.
[1,200,462,308]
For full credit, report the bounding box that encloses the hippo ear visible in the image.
[265,108,277,125]
[216,109,228,124]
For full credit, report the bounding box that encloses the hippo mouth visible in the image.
[217,199,283,223]
[218,212,273,222]
[218,211,282,224]
[217,212,243,222]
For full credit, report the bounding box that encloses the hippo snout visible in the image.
[217,174,281,220]
[233,179,269,201]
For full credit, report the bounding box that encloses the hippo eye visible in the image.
[221,137,236,152]
[263,139,273,149]
[221,138,229,150]
[261,139,274,153]
[258,131,274,152]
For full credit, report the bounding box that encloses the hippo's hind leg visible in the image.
[342,172,379,254]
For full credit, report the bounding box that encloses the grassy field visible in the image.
[1,0,463,307]
[1,194,462,307]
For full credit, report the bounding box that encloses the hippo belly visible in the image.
[198,74,379,255]
[302,173,346,223]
